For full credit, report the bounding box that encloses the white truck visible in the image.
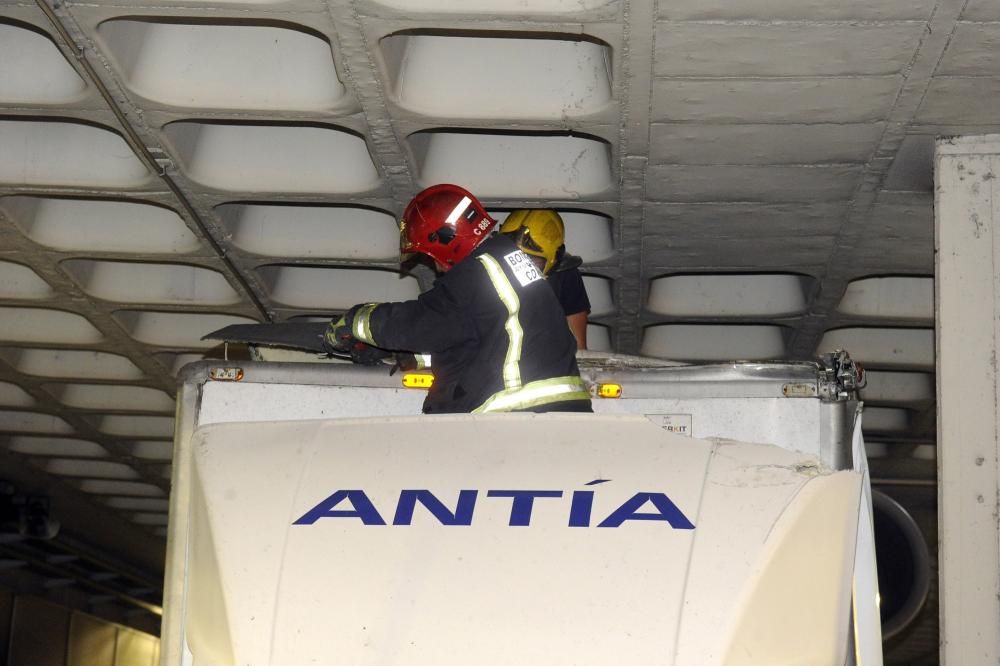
[160,350,882,665]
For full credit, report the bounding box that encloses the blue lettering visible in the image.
[293,490,386,525]
[597,492,695,529]
[568,490,594,527]
[487,490,563,526]
[393,489,477,525]
[293,487,695,530]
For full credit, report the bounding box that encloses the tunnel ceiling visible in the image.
[0,0,994,632]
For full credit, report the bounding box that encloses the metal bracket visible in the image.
[817,349,866,401]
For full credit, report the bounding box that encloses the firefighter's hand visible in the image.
[350,341,392,366]
[389,352,416,376]
[322,314,354,354]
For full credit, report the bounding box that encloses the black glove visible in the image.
[350,341,392,366]
[322,313,354,355]
[390,352,418,375]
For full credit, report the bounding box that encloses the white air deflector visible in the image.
[46,384,175,412]
[113,311,258,348]
[0,411,73,434]
[818,327,934,369]
[411,131,613,198]
[98,21,350,112]
[46,459,139,479]
[582,276,614,316]
[0,261,53,299]
[163,122,380,194]
[641,324,786,361]
[78,480,164,497]
[0,307,103,345]
[218,204,399,260]
[6,436,108,457]
[0,23,86,103]
[0,120,150,188]
[93,415,174,438]
[382,33,611,119]
[257,266,420,310]
[0,348,144,380]
[62,260,240,306]
[837,277,933,320]
[1,197,201,254]
[647,274,810,317]
[0,382,34,407]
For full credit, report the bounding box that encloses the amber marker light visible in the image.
[597,383,622,398]
[402,373,434,389]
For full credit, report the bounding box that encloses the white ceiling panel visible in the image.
[647,274,809,317]
[257,266,420,310]
[61,260,240,306]
[838,277,934,320]
[92,415,174,438]
[818,327,934,368]
[5,436,108,457]
[0,23,86,103]
[46,384,175,412]
[586,324,611,352]
[0,381,35,407]
[0,410,74,434]
[0,261,53,299]
[103,497,170,511]
[0,348,144,380]
[129,440,173,461]
[77,480,165,497]
[162,122,381,194]
[112,311,257,348]
[0,307,103,345]
[2,196,201,254]
[383,34,612,119]
[641,324,787,361]
[98,21,350,111]
[218,203,399,260]
[46,459,140,479]
[581,276,614,317]
[413,132,613,198]
[0,120,151,188]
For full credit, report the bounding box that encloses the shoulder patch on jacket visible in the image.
[502,250,543,287]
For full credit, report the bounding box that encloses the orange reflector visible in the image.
[597,383,622,398]
[402,373,434,389]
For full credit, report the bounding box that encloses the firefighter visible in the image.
[499,209,591,350]
[324,184,592,414]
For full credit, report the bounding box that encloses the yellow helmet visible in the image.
[499,209,567,275]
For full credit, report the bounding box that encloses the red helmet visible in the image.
[400,184,497,271]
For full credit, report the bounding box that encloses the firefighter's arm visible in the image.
[346,285,475,353]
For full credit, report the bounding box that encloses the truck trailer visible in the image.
[160,350,881,665]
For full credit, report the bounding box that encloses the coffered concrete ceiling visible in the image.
[0,0,993,643]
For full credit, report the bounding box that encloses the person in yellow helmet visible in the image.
[499,209,591,350]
